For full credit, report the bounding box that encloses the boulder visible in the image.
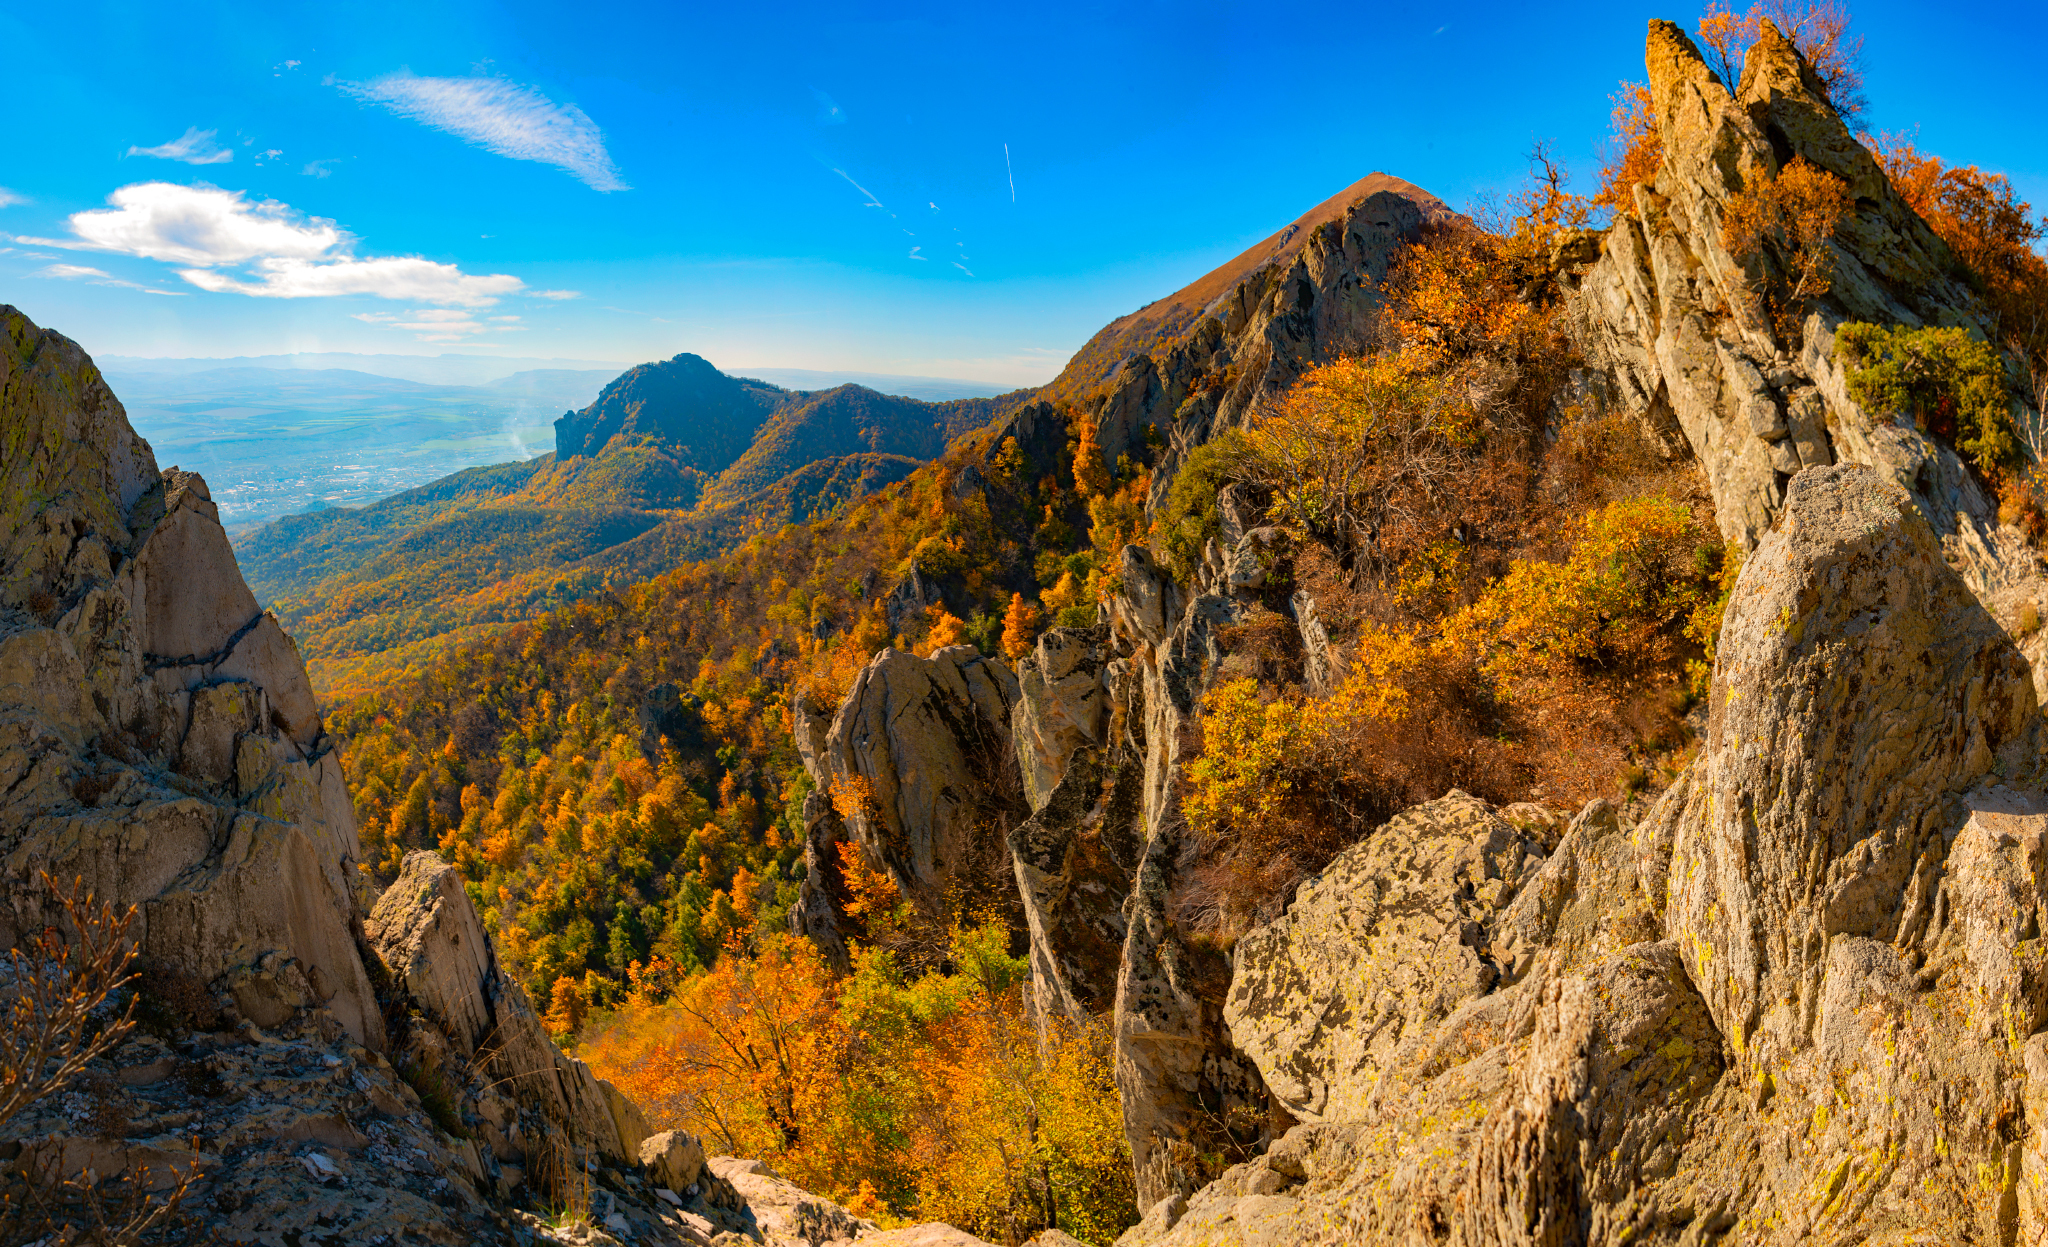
[707,1155,877,1245]
[1663,464,2036,1068]
[639,1128,707,1192]
[863,1225,1001,1246]
[1223,791,1548,1124]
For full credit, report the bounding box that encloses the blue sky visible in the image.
[2,1,2043,387]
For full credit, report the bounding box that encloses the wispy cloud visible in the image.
[127,127,234,165]
[183,256,523,304]
[340,71,627,191]
[533,289,581,299]
[40,263,186,295]
[31,182,523,306]
[0,187,25,208]
[811,87,846,125]
[832,168,886,210]
[302,159,339,178]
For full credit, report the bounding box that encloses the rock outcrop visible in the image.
[1116,462,2048,1246]
[1563,19,2043,606]
[1008,626,1142,1035]
[367,851,651,1169]
[0,305,383,1051]
[799,645,1027,918]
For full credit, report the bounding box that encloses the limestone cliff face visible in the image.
[784,180,1440,1216]
[1563,20,2042,606]
[0,305,383,1048]
[792,644,1027,922]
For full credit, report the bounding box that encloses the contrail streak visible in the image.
[1004,143,1015,202]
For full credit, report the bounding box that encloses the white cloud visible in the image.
[532,288,581,299]
[354,306,527,342]
[57,183,340,266]
[303,159,338,178]
[36,182,522,306]
[40,263,187,295]
[0,187,26,208]
[128,127,234,165]
[341,72,627,191]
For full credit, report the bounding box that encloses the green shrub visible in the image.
[1156,431,1247,582]
[1838,322,2016,479]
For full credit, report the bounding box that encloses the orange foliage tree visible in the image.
[1720,156,1852,338]
[1000,593,1041,660]
[1595,82,1661,213]
[1697,2,1866,123]
[584,918,1134,1242]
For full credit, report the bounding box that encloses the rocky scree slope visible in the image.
[0,305,1000,1246]
[786,21,2048,1245]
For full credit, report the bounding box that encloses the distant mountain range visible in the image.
[103,356,1029,528]
[235,353,1040,689]
[106,351,1024,400]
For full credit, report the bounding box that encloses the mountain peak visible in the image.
[553,352,787,464]
[1040,172,1459,404]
